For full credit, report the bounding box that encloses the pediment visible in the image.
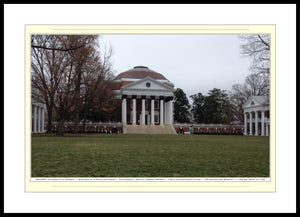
[243,99,259,109]
[243,96,269,109]
[121,77,175,92]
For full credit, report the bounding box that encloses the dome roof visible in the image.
[114,66,168,80]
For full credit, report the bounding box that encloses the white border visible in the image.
[4,4,296,213]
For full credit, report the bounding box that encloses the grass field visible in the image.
[31,134,269,177]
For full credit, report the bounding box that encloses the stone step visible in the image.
[124,125,176,134]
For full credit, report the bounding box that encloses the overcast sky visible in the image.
[99,34,252,99]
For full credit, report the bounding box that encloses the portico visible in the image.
[112,66,176,129]
[121,94,174,126]
[243,96,270,136]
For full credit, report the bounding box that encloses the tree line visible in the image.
[174,88,234,124]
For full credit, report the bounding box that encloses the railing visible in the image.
[174,123,244,135]
[247,118,270,123]
[46,122,123,134]
[174,123,244,128]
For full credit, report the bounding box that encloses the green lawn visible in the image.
[31,134,269,177]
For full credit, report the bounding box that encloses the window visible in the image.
[146,82,151,87]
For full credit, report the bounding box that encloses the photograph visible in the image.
[30,32,271,179]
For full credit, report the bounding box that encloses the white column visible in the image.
[122,96,127,125]
[37,106,41,133]
[165,101,169,124]
[266,123,269,136]
[33,104,37,133]
[41,108,45,133]
[249,112,253,135]
[244,112,247,135]
[160,98,164,125]
[166,99,173,125]
[169,100,173,125]
[255,111,258,136]
[141,97,145,125]
[132,97,136,125]
[164,101,167,125]
[151,97,155,125]
[261,111,265,136]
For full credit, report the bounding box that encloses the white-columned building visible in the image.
[112,66,176,134]
[242,96,270,136]
[31,98,47,133]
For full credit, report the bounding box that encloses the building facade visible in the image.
[112,66,175,126]
[31,98,47,133]
[242,96,270,136]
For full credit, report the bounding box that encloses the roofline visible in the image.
[242,96,270,109]
[113,66,168,81]
[113,77,174,87]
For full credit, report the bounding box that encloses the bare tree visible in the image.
[77,44,115,130]
[239,34,270,74]
[31,36,86,51]
[31,35,70,133]
[231,34,271,124]
[31,35,115,135]
[63,35,100,133]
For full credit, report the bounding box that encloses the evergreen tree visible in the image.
[190,88,233,124]
[190,92,205,123]
[204,88,233,124]
[174,88,191,123]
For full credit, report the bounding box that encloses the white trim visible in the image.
[120,77,175,92]
[121,77,169,83]
[244,105,269,113]
[121,90,174,97]
[113,77,174,86]
[113,77,175,99]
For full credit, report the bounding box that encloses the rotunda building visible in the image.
[112,66,175,127]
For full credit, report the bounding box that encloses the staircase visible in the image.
[123,125,176,135]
